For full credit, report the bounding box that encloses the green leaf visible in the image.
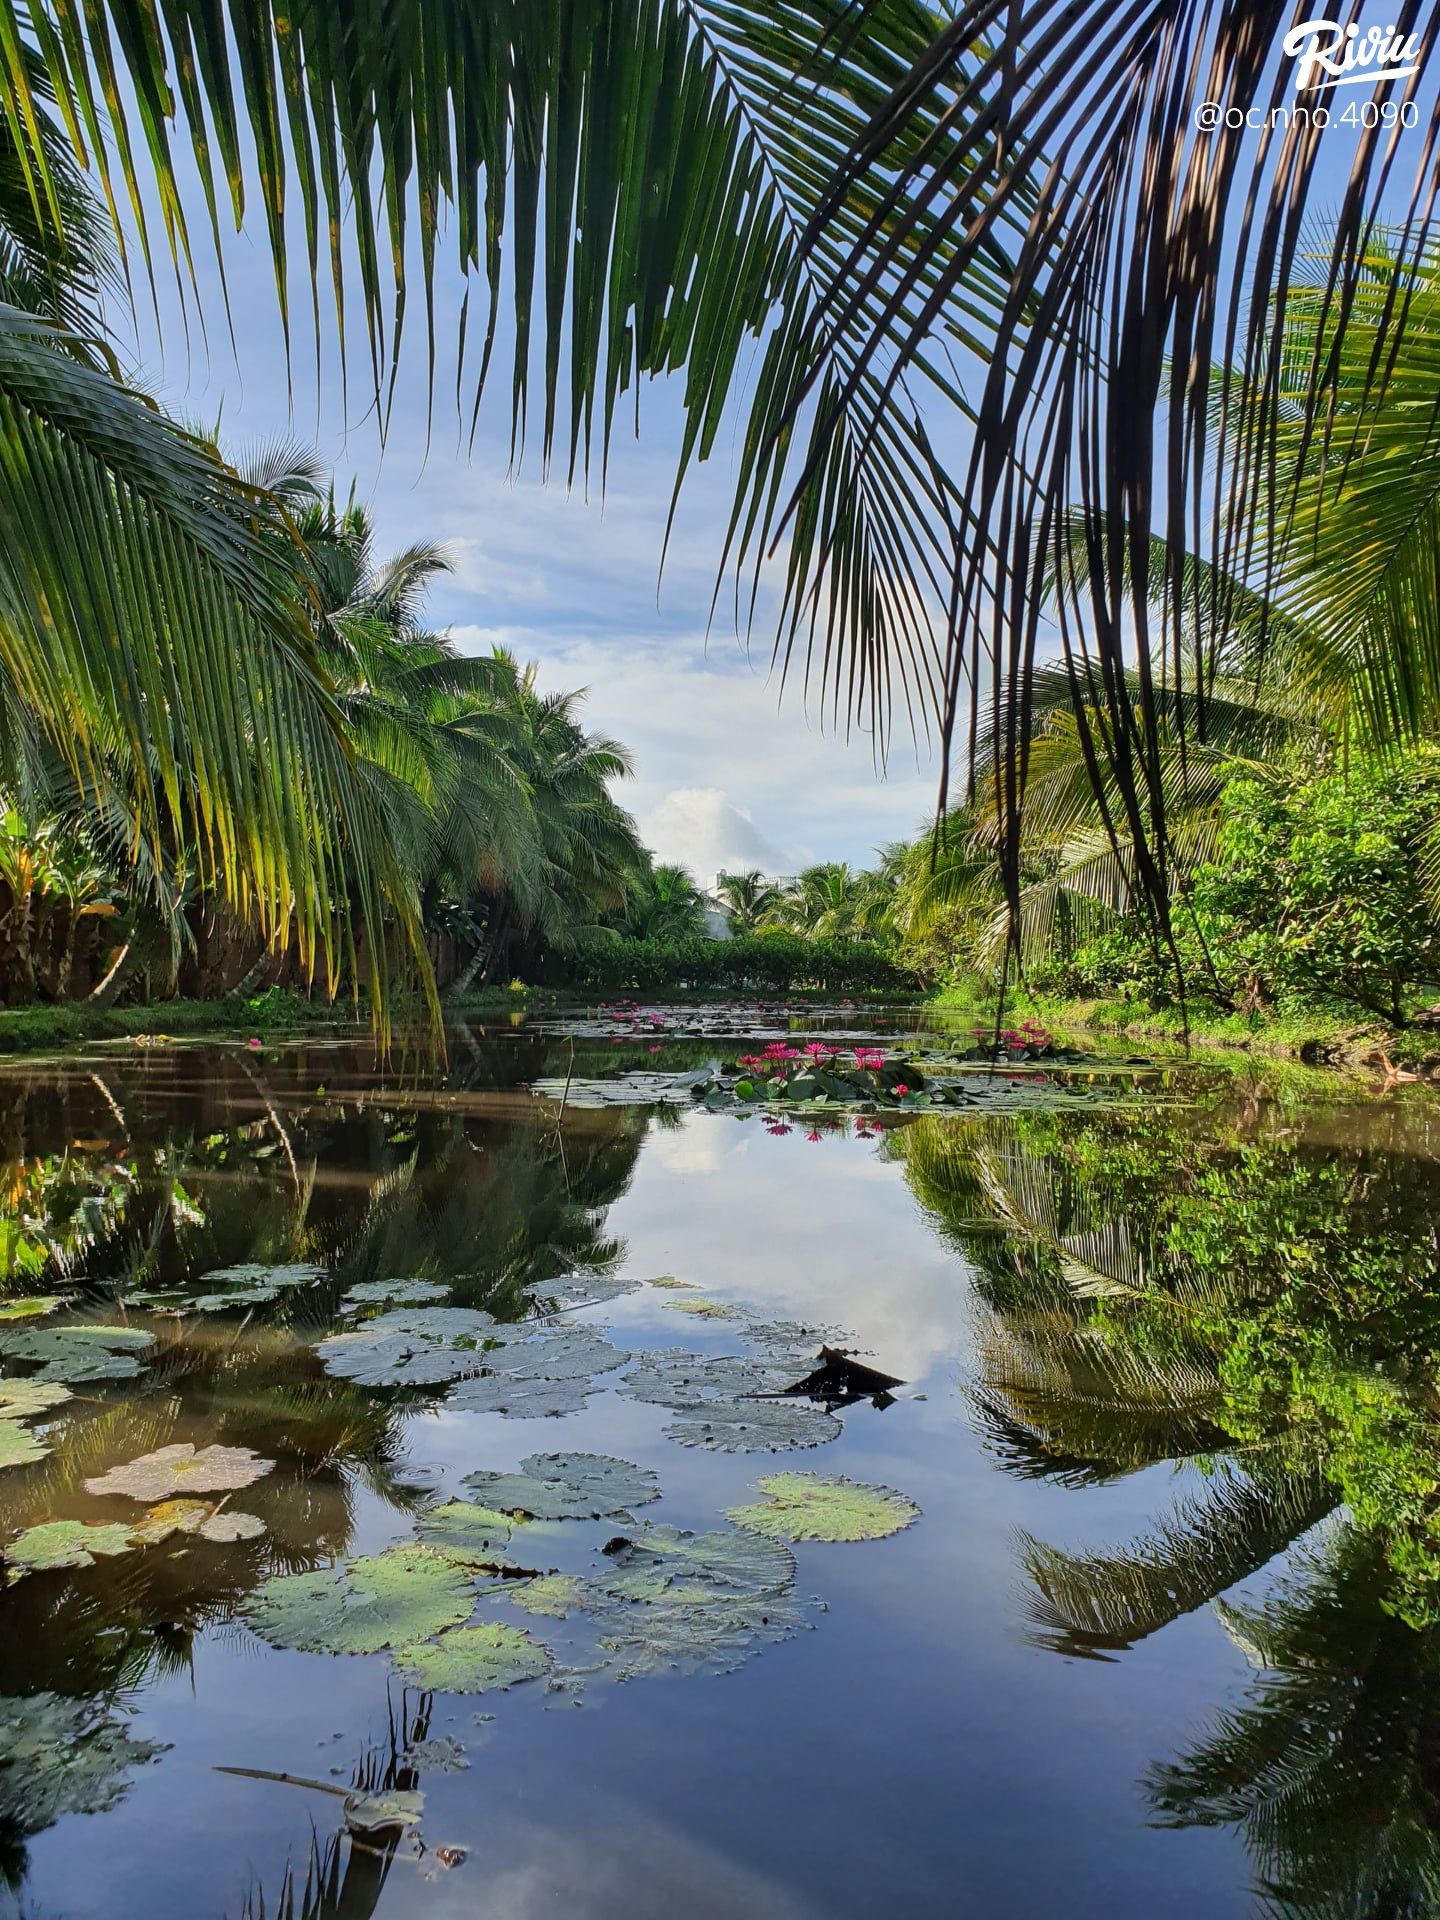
[727,1472,920,1542]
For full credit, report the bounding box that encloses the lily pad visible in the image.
[400,1735,469,1773]
[413,1500,527,1569]
[460,1452,660,1521]
[522,1273,640,1312]
[245,1544,477,1655]
[129,1263,327,1314]
[597,1588,810,1681]
[0,1296,62,1321]
[344,1787,425,1832]
[0,1693,164,1835]
[728,1472,920,1542]
[5,1519,136,1574]
[447,1326,626,1420]
[396,1621,551,1694]
[316,1306,496,1388]
[84,1442,274,1502]
[551,1524,811,1680]
[662,1298,739,1320]
[619,1347,841,1452]
[0,1380,71,1419]
[0,1323,154,1383]
[664,1399,841,1454]
[130,1499,212,1543]
[0,1422,47,1470]
[197,1509,265,1543]
[342,1278,450,1309]
[506,1573,589,1619]
[597,1524,796,1604]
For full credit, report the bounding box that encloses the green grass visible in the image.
[926,985,1440,1072]
[0,992,351,1055]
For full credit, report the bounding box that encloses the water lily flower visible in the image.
[805,1128,824,1143]
[892,1084,910,1097]
[246,1037,263,1050]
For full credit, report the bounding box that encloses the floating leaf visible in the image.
[0,1694,164,1835]
[413,1500,527,1569]
[5,1519,136,1574]
[396,1622,551,1694]
[459,1452,660,1523]
[316,1307,496,1388]
[0,1297,62,1321]
[0,1324,154,1383]
[197,1510,265,1543]
[245,1545,476,1655]
[447,1327,627,1420]
[84,1443,274,1502]
[620,1347,840,1452]
[400,1736,469,1773]
[644,1276,694,1290]
[522,1274,640,1312]
[597,1525,795,1605]
[457,1374,594,1418]
[728,1473,921,1543]
[506,1573,588,1619]
[130,1499,212,1543]
[130,1264,327,1314]
[342,1279,450,1309]
[597,1589,810,1681]
[553,1524,811,1680]
[664,1399,841,1454]
[0,1380,71,1418]
[344,1788,425,1832]
[662,1298,739,1320]
[0,1422,47,1470]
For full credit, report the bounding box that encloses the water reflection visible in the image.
[890,1085,1440,1915]
[0,1027,1434,1916]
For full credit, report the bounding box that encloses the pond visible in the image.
[0,1006,1436,1918]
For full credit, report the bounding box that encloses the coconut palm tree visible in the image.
[715,870,781,935]
[625,863,709,943]
[0,51,430,1024]
[445,653,647,989]
[3,1,1431,961]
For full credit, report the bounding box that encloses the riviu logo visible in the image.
[1283,18,1424,91]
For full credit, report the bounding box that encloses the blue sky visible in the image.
[107,14,1424,885]
[114,207,940,888]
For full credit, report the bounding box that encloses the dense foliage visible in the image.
[564,933,919,995]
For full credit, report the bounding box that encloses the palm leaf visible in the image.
[0,304,428,1022]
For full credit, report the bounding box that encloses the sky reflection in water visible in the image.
[0,1016,1434,1918]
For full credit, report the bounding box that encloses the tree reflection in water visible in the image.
[892,1087,1440,1917]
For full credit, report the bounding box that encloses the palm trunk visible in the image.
[87,940,135,1009]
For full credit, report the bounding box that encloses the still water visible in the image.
[0,1008,1435,1919]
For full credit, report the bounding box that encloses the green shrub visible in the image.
[1033,749,1440,1025]
[558,933,920,996]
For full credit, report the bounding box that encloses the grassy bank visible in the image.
[927,986,1440,1074]
[0,991,356,1056]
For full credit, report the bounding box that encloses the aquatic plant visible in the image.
[728,1473,921,1543]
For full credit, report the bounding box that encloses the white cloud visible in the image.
[448,622,937,869]
[640,787,790,885]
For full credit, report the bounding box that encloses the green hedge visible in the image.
[559,933,921,995]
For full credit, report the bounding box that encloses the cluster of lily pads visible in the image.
[313,1273,870,1454]
[244,1449,918,1698]
[124,1262,328,1315]
[684,1042,1105,1118]
[1,1441,273,1579]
